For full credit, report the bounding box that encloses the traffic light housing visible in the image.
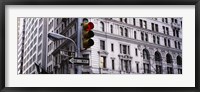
[82,18,94,49]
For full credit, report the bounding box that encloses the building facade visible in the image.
[18,18,48,74]
[18,17,182,74]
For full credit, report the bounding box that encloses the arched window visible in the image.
[155,51,161,61]
[120,27,123,36]
[125,28,128,37]
[110,25,113,33]
[166,53,172,63]
[177,56,182,66]
[143,49,150,60]
[100,21,104,32]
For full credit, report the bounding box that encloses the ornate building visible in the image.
[18,17,182,74]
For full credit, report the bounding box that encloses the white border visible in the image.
[5,5,195,87]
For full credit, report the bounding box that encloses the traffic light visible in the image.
[82,18,94,49]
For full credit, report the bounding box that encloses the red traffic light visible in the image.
[83,22,94,31]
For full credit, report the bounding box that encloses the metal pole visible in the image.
[76,18,83,74]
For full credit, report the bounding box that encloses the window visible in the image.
[176,30,179,37]
[120,18,123,22]
[168,39,171,47]
[140,19,147,29]
[143,63,150,74]
[153,35,156,43]
[166,54,172,63]
[177,56,182,66]
[143,49,150,60]
[100,40,105,50]
[143,21,147,29]
[111,43,114,52]
[151,23,154,31]
[166,27,169,35]
[120,27,123,36]
[124,60,131,73]
[112,60,115,70]
[167,67,173,74]
[141,32,144,41]
[163,26,165,34]
[178,42,181,49]
[155,24,158,32]
[152,23,158,32]
[100,56,106,68]
[100,22,104,32]
[136,63,139,73]
[140,19,143,28]
[162,18,164,22]
[173,30,176,36]
[164,38,167,46]
[165,18,168,23]
[135,48,138,56]
[178,69,182,74]
[134,31,137,39]
[123,45,127,54]
[174,41,177,48]
[125,28,128,37]
[157,36,160,44]
[133,18,136,25]
[145,33,148,42]
[156,65,162,74]
[120,44,130,55]
[155,51,161,61]
[171,18,174,23]
[124,18,127,23]
[110,25,113,33]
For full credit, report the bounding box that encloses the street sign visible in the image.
[69,57,89,65]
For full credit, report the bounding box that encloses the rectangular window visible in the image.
[174,41,177,48]
[168,39,171,47]
[143,63,150,74]
[120,44,122,53]
[112,60,115,70]
[136,63,139,73]
[145,33,148,42]
[140,19,143,28]
[111,43,114,52]
[100,40,105,50]
[178,69,182,74]
[135,48,138,56]
[165,18,168,23]
[151,23,154,31]
[133,18,135,26]
[134,31,137,39]
[167,67,173,74]
[156,65,162,74]
[123,45,127,54]
[143,21,147,29]
[100,56,106,68]
[164,38,167,46]
[157,37,160,44]
[155,24,159,32]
